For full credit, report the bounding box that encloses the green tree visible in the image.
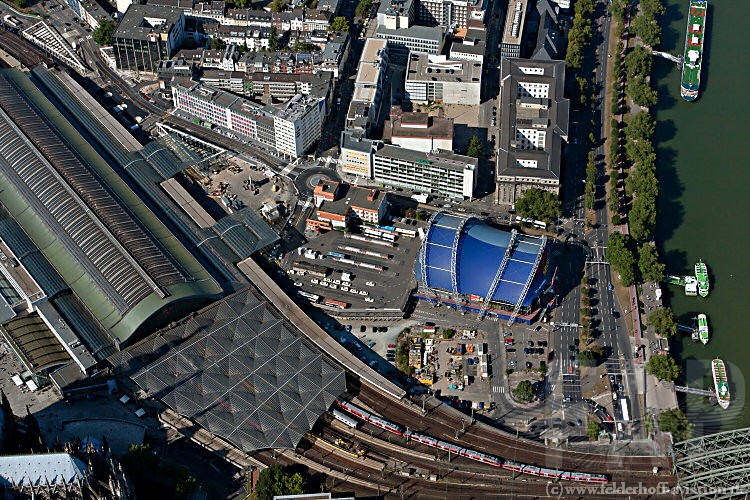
[624,46,653,79]
[659,408,693,442]
[646,354,681,381]
[467,135,483,158]
[269,26,279,52]
[442,328,455,339]
[647,307,677,338]
[92,19,116,46]
[269,0,286,12]
[515,188,561,224]
[577,76,589,105]
[587,421,601,440]
[355,0,372,18]
[638,244,665,282]
[606,232,637,286]
[329,16,350,32]
[578,349,597,367]
[626,111,656,141]
[209,37,227,50]
[629,194,657,242]
[122,443,159,479]
[512,380,535,403]
[254,464,306,500]
[11,0,28,8]
[631,13,662,46]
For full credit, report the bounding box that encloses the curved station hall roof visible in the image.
[416,212,549,308]
[0,70,222,343]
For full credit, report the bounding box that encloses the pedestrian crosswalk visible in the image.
[492,386,505,393]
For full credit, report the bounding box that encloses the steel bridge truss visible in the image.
[507,235,546,326]
[450,216,473,299]
[478,229,517,320]
[674,427,750,499]
[417,211,440,297]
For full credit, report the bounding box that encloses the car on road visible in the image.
[608,282,614,291]
[569,355,575,361]
[574,339,580,346]
[534,325,542,331]
[566,421,576,427]
[618,383,624,392]
[576,418,583,426]
[568,345,575,352]
[574,360,579,369]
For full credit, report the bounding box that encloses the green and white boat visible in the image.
[712,358,730,409]
[695,260,709,297]
[697,313,709,344]
[680,0,708,101]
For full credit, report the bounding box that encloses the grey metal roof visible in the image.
[0,453,88,488]
[0,219,68,298]
[111,290,346,452]
[0,74,188,312]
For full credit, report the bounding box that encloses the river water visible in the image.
[654,0,750,433]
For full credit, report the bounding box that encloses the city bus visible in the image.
[324,298,349,309]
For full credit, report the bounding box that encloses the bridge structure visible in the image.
[674,385,714,397]
[673,427,750,498]
[652,50,684,66]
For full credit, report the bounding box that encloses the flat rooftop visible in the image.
[356,38,388,86]
[502,0,528,45]
[114,3,183,41]
[385,113,453,140]
[405,54,482,83]
[376,144,476,172]
[318,184,384,214]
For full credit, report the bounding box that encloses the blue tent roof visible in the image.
[417,213,549,307]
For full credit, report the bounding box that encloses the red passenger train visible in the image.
[335,399,609,483]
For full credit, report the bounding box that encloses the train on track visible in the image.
[335,399,609,483]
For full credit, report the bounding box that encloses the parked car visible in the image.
[388,343,396,348]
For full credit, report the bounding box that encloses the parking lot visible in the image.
[284,226,422,311]
[504,324,552,395]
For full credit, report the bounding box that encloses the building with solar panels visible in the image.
[415,212,553,323]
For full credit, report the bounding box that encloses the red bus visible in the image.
[324,299,349,309]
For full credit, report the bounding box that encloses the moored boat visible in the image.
[697,313,709,344]
[695,260,709,297]
[712,358,730,409]
[681,0,708,101]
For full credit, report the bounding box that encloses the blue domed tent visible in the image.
[415,212,552,322]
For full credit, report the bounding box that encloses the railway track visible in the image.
[0,30,48,68]
[355,384,673,480]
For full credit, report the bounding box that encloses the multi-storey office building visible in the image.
[172,79,324,157]
[496,58,569,205]
[112,4,185,73]
[404,53,481,105]
[372,145,476,199]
